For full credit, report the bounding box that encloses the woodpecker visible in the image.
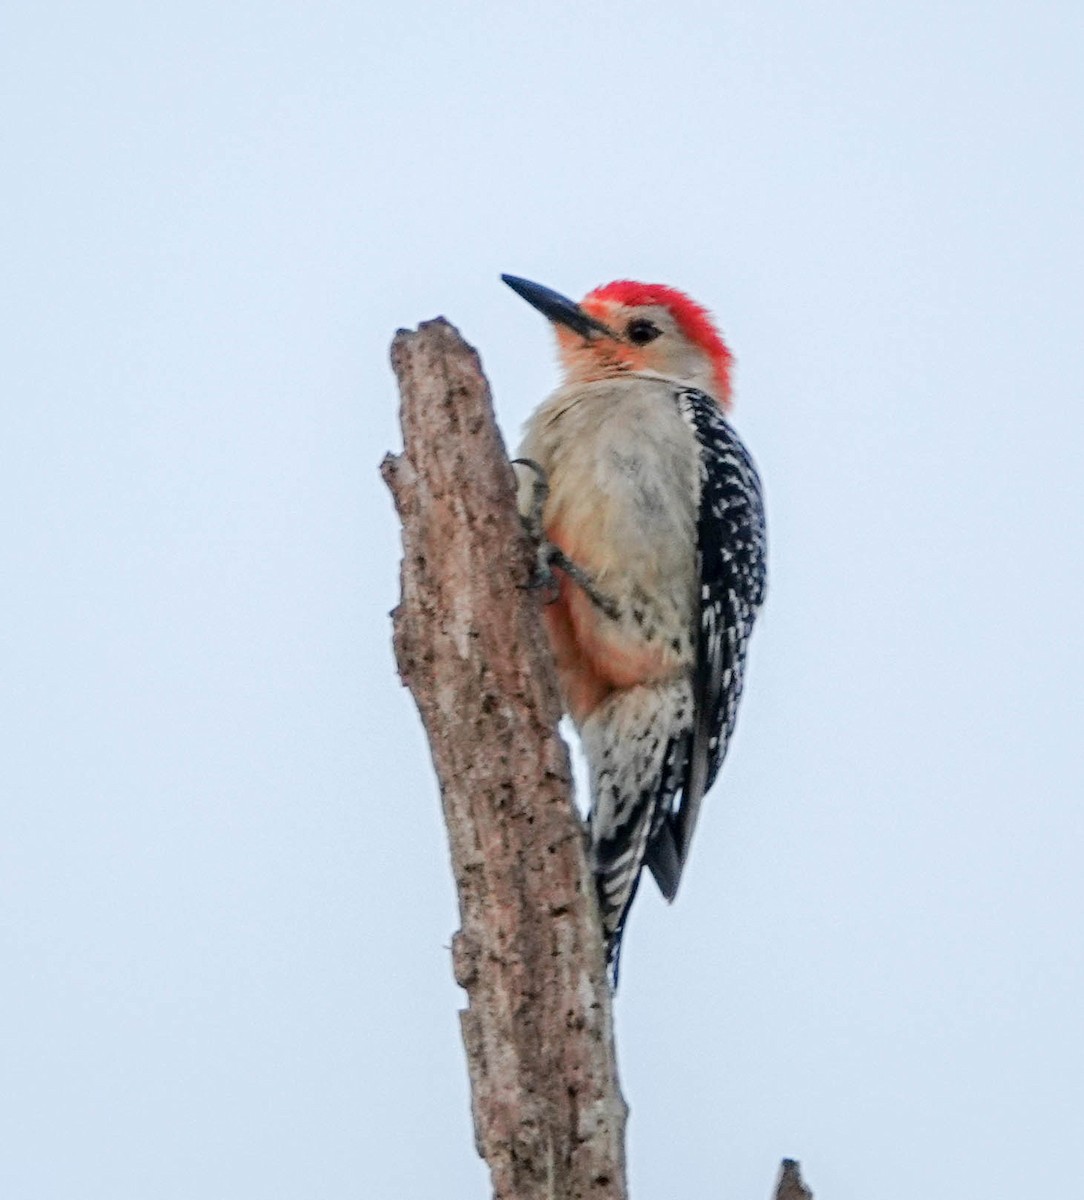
[503,274,767,982]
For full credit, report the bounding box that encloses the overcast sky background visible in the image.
[3,2,1083,1198]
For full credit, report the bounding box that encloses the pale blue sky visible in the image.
[3,3,1082,1198]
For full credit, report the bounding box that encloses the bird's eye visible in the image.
[626,319,661,345]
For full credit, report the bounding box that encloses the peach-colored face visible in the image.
[552,296,731,408]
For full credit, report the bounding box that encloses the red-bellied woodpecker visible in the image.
[503,274,767,982]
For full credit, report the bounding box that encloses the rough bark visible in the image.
[381,319,628,1200]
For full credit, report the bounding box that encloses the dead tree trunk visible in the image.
[381,317,814,1200]
[381,319,628,1200]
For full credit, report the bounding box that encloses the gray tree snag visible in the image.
[381,317,814,1200]
[381,319,628,1200]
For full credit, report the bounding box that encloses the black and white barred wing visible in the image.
[647,389,767,897]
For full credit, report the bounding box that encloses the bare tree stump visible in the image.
[381,318,628,1200]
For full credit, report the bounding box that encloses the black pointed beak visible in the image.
[501,274,613,339]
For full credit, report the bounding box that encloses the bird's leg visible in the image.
[544,546,621,621]
[511,457,559,601]
[511,457,620,619]
[513,457,549,546]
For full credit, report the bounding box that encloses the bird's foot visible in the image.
[510,458,620,620]
[544,545,621,620]
[511,458,560,601]
[511,457,549,544]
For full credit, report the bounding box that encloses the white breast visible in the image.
[518,375,700,623]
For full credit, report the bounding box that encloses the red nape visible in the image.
[586,280,733,400]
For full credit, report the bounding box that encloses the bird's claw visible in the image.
[510,457,620,619]
[522,543,620,619]
[520,558,561,604]
[512,457,559,601]
[511,457,549,545]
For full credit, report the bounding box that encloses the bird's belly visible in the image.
[517,377,701,724]
[545,474,696,726]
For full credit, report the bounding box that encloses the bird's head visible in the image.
[502,274,733,409]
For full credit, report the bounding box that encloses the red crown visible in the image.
[586,280,733,402]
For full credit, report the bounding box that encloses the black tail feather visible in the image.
[644,819,682,902]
